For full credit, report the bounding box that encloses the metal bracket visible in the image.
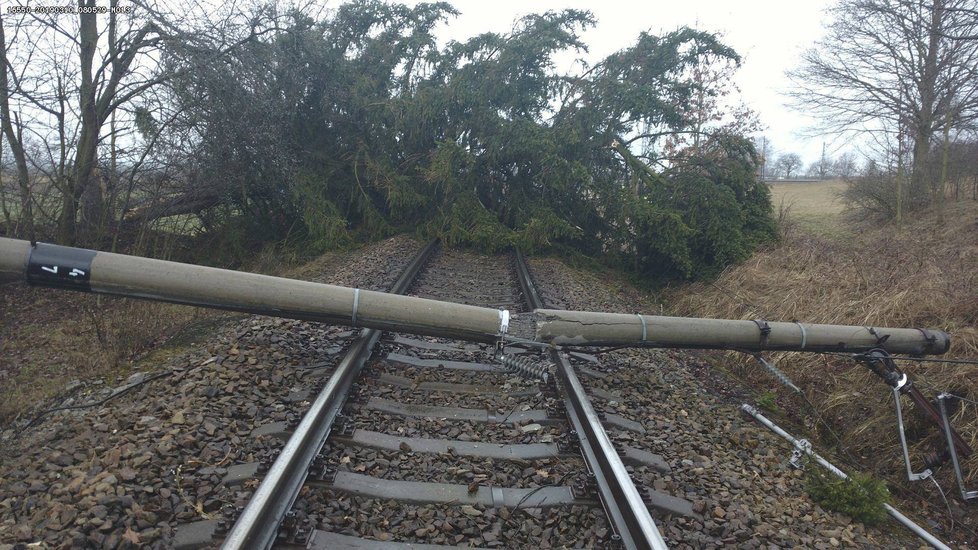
[309,454,337,483]
[788,439,812,470]
[752,319,771,347]
[856,348,972,480]
[937,394,978,500]
[571,477,599,500]
[498,309,510,335]
[893,387,932,482]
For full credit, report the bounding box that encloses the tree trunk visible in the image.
[100,2,120,241]
[938,118,950,224]
[895,128,905,224]
[0,17,35,240]
[61,0,100,245]
[911,126,932,211]
[0,128,8,230]
[907,0,944,216]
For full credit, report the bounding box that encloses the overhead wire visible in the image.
[819,351,978,367]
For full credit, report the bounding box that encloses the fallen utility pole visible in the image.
[0,237,950,355]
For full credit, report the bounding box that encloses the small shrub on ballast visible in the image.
[805,467,890,525]
[756,391,779,412]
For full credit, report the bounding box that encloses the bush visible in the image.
[842,165,930,220]
[757,391,778,412]
[805,467,890,525]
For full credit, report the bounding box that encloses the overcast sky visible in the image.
[400,0,838,166]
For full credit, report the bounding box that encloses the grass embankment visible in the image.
[667,181,978,535]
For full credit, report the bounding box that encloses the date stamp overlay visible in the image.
[6,4,134,15]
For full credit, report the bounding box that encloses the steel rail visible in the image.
[514,249,669,550]
[221,239,439,550]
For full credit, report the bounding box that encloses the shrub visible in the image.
[842,165,930,220]
[757,391,778,412]
[805,467,890,525]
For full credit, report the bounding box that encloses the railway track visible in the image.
[175,242,683,549]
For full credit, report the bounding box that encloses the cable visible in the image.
[820,351,978,367]
[929,476,955,533]
[914,380,978,407]
[18,370,173,434]
[500,334,551,350]
[798,390,861,465]
[559,345,631,356]
[737,350,861,467]
[818,351,978,405]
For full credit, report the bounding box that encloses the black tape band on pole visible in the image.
[26,242,96,291]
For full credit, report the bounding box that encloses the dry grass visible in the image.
[665,197,978,534]
[768,180,849,238]
[0,286,224,425]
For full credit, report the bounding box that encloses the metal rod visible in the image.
[937,394,978,500]
[741,404,952,550]
[221,239,438,550]
[857,350,972,458]
[893,387,933,481]
[514,249,668,550]
[0,236,951,355]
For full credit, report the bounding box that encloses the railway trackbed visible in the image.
[0,236,944,549]
[175,242,680,549]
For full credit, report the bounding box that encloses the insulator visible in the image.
[496,353,551,382]
[755,356,801,393]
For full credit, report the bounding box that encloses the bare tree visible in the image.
[1,1,273,245]
[774,153,803,178]
[942,3,978,39]
[789,0,978,220]
[830,151,860,179]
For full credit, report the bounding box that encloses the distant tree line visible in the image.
[0,1,776,282]
[754,138,861,180]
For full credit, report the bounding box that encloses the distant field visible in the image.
[767,179,848,237]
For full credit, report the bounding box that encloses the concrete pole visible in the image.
[0,237,950,355]
[532,309,949,356]
[0,237,504,343]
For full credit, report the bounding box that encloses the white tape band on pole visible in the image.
[352,288,360,326]
[499,309,510,334]
[637,314,648,342]
[795,321,807,349]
